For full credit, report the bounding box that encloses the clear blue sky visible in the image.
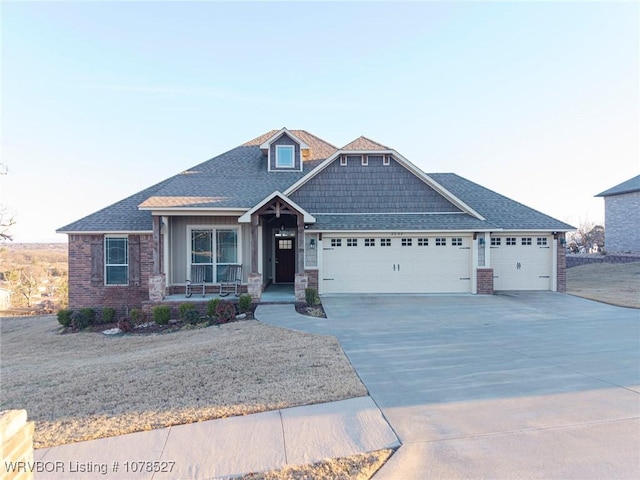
[2,1,638,243]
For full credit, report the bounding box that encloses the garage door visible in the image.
[490,235,553,290]
[322,235,471,294]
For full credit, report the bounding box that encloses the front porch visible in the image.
[157,283,295,305]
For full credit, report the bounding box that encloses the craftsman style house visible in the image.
[58,128,573,310]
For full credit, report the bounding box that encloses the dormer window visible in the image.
[276,145,294,168]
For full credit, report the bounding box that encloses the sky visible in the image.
[1,1,638,243]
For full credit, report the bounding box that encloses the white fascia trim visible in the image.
[312,212,471,216]
[59,230,153,235]
[490,229,574,233]
[238,191,316,224]
[313,229,492,234]
[259,128,309,150]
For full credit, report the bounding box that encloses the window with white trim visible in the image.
[331,238,342,247]
[105,236,128,285]
[452,237,462,246]
[275,145,294,168]
[401,238,412,246]
[383,155,391,166]
[537,237,548,246]
[361,156,368,166]
[347,238,358,247]
[380,238,391,246]
[340,156,347,166]
[418,238,428,246]
[191,228,238,282]
[364,238,375,247]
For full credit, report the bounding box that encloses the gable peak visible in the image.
[342,136,390,151]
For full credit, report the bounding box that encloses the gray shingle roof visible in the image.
[429,173,574,231]
[595,175,640,197]
[341,136,390,151]
[57,130,574,233]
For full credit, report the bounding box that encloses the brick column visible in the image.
[476,268,494,295]
[556,233,567,292]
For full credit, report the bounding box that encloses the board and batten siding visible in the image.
[169,216,249,285]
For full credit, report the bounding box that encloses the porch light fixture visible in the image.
[280,224,285,232]
[478,238,485,246]
[309,238,316,249]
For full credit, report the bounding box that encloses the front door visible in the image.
[275,237,295,283]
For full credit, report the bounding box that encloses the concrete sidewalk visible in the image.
[33,396,399,480]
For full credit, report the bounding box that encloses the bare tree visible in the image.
[6,268,40,307]
[568,220,605,253]
[0,207,15,241]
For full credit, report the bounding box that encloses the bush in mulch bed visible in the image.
[295,302,327,318]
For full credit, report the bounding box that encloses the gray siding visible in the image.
[290,156,461,213]
[604,191,640,254]
[269,133,301,171]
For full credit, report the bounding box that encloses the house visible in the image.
[595,175,640,254]
[58,128,574,310]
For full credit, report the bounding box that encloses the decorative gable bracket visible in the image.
[238,191,316,225]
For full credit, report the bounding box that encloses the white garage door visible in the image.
[322,235,472,294]
[490,234,553,290]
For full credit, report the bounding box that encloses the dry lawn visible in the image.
[238,449,394,480]
[0,316,367,449]
[566,261,640,309]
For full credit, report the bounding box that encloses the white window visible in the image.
[191,228,238,282]
[364,238,375,247]
[275,145,294,168]
[383,155,391,166]
[362,156,368,166]
[452,237,462,246]
[347,238,358,247]
[435,237,446,246]
[380,238,391,247]
[340,156,347,166]
[401,238,412,246]
[418,238,428,246]
[331,238,342,247]
[537,237,548,246]
[105,236,128,285]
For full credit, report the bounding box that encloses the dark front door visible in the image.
[275,237,295,283]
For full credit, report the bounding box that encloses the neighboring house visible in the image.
[0,287,11,310]
[58,128,574,310]
[595,175,640,254]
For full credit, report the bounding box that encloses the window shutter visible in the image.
[91,237,104,286]
[129,235,140,286]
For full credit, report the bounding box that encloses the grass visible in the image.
[566,261,640,308]
[0,316,367,449]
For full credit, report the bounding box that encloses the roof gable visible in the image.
[341,136,389,151]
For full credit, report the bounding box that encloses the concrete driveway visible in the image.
[263,292,640,479]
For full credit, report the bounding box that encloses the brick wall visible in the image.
[68,234,154,313]
[556,235,567,292]
[604,191,640,254]
[476,268,494,295]
[566,253,640,268]
[1,410,34,480]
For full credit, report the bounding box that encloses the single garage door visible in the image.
[490,234,553,290]
[322,235,472,294]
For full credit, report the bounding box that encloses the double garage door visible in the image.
[322,235,472,294]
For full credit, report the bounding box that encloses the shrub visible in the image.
[101,307,116,324]
[207,298,221,318]
[305,288,319,306]
[238,294,252,313]
[70,310,91,330]
[184,309,201,325]
[130,308,144,325]
[153,305,171,325]
[215,300,236,323]
[117,317,134,333]
[179,302,196,319]
[79,308,96,325]
[57,309,73,327]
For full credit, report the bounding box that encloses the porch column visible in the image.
[149,215,166,301]
[248,213,263,301]
[296,212,305,274]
